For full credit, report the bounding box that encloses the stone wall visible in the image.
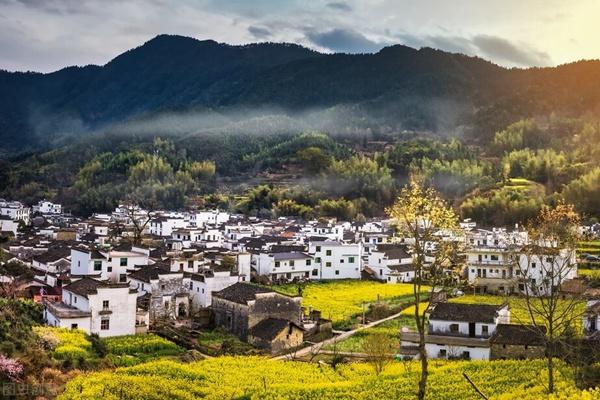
[490,343,545,360]
[248,293,302,330]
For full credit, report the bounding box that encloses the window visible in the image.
[439,349,447,358]
[335,270,339,275]
[490,255,499,261]
[315,257,321,263]
[94,260,102,271]
[275,261,280,268]
[107,266,112,272]
[312,269,319,276]
[71,323,78,330]
[349,257,355,263]
[100,318,110,330]
[141,283,145,290]
[189,281,193,290]
[306,259,311,266]
[316,246,321,252]
[102,300,109,309]
[289,260,295,267]
[449,324,459,333]
[340,259,344,264]
[326,250,332,256]
[481,325,488,335]
[161,284,166,290]
[326,262,332,267]
[546,257,554,263]
[74,296,77,304]
[119,274,127,283]
[120,258,127,267]
[531,262,536,269]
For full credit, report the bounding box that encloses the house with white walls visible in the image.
[255,251,313,281]
[70,245,149,283]
[33,200,62,215]
[0,200,30,224]
[189,269,243,308]
[400,302,510,360]
[368,244,413,283]
[149,216,187,237]
[43,277,137,337]
[307,240,361,280]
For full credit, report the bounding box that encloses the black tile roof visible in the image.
[376,244,411,260]
[63,277,103,298]
[490,324,546,346]
[128,264,173,283]
[213,282,274,305]
[429,302,505,323]
[249,318,303,341]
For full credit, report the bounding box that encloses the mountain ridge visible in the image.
[1,34,600,154]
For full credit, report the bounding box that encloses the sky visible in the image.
[1,0,599,73]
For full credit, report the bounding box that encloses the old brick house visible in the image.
[490,324,546,360]
[212,282,302,342]
[248,318,304,353]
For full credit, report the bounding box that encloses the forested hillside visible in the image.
[2,34,600,153]
[3,116,600,224]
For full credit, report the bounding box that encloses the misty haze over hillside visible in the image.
[2,34,600,155]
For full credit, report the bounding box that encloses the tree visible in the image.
[120,199,155,245]
[387,179,458,400]
[518,203,582,394]
[362,332,395,376]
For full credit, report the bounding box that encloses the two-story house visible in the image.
[400,302,510,360]
[255,251,313,281]
[368,244,414,283]
[308,240,361,280]
[43,277,138,337]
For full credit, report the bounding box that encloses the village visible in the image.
[1,197,599,362]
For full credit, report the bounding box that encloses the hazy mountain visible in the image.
[1,34,600,153]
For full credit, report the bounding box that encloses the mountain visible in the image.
[1,34,600,154]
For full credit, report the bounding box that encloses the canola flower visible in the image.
[59,356,600,400]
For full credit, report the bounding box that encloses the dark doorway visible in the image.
[469,322,476,337]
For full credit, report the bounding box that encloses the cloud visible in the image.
[326,2,352,12]
[306,28,386,54]
[394,31,551,67]
[248,25,271,39]
[471,34,551,67]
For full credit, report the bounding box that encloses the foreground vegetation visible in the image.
[59,356,599,400]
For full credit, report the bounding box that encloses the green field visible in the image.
[59,356,598,400]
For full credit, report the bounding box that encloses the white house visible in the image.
[149,216,187,237]
[33,200,62,215]
[191,210,230,227]
[44,277,137,337]
[400,302,510,360]
[70,245,149,283]
[0,200,30,224]
[304,222,344,241]
[0,215,19,235]
[308,240,361,280]
[255,251,313,281]
[189,270,243,308]
[368,244,413,283]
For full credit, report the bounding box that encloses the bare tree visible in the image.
[121,199,154,245]
[362,332,396,375]
[517,203,582,393]
[387,179,458,400]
